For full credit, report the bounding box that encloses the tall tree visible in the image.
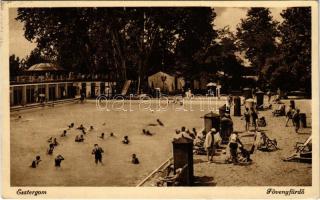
[174,8,217,81]
[16,7,217,93]
[276,7,311,94]
[236,8,278,79]
[24,48,49,68]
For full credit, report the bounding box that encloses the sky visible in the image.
[9,7,285,59]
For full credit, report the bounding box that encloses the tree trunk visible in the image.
[136,60,142,95]
[121,59,127,81]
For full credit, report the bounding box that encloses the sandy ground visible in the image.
[10,97,311,186]
[192,99,312,186]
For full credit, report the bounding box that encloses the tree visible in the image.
[276,7,311,94]
[199,26,244,91]
[236,8,278,80]
[17,7,217,93]
[9,54,21,77]
[24,48,49,68]
[174,8,217,82]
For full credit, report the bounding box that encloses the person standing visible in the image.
[292,109,301,133]
[285,106,295,127]
[229,132,242,164]
[92,144,104,165]
[251,107,258,131]
[242,108,251,132]
[267,90,272,103]
[80,91,85,103]
[55,155,65,167]
[47,143,55,155]
[203,128,216,162]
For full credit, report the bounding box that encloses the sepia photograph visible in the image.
[1,0,319,198]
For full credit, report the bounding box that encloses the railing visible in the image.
[10,74,115,85]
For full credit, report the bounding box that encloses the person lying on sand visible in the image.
[142,129,152,136]
[157,119,164,126]
[146,130,152,136]
[147,123,157,126]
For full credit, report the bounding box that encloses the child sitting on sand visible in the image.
[68,123,74,129]
[238,144,254,162]
[122,136,129,144]
[131,154,139,164]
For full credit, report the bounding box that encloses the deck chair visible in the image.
[256,132,279,152]
[156,164,188,186]
[283,136,312,163]
[272,104,286,116]
[257,104,272,111]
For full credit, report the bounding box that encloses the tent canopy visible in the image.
[26,63,65,72]
[148,71,175,92]
[206,82,216,87]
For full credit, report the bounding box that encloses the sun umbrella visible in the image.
[206,82,216,87]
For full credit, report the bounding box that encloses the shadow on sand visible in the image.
[193,176,216,186]
[297,131,311,135]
